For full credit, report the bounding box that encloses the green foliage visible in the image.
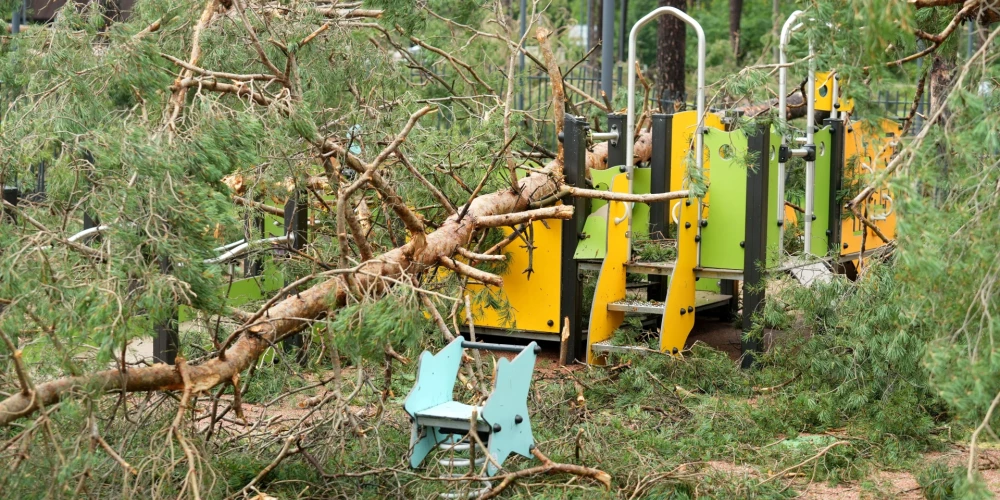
[634,237,677,262]
[328,291,430,361]
[754,263,942,442]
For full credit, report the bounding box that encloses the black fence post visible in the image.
[824,118,846,256]
[243,197,264,278]
[606,114,627,170]
[281,191,309,362]
[741,121,772,369]
[561,114,588,363]
[153,256,180,364]
[25,161,46,202]
[2,186,19,224]
[648,113,673,302]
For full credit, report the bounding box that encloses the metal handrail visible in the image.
[203,234,293,265]
[626,7,706,261]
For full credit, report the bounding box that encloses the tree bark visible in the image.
[736,91,815,121]
[657,0,687,103]
[729,0,744,59]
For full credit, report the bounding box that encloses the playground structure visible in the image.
[465,7,901,365]
[404,339,539,492]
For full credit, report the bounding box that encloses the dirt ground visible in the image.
[142,315,997,498]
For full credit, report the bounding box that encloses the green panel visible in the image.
[696,278,721,293]
[574,168,651,259]
[632,167,651,239]
[809,127,833,257]
[766,127,782,268]
[589,169,618,212]
[178,257,285,321]
[574,205,608,259]
[700,129,748,270]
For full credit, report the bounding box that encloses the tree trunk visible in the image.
[0,134,658,426]
[772,0,780,59]
[729,0,744,59]
[657,0,687,105]
[736,91,814,121]
[929,55,954,125]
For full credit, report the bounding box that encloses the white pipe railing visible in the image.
[777,10,804,261]
[67,225,109,243]
[203,234,293,265]
[804,39,816,255]
[213,239,246,253]
[779,11,827,256]
[626,6,706,260]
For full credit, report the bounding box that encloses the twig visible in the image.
[759,441,849,485]
[439,257,503,287]
[396,151,457,215]
[536,27,566,162]
[968,391,1000,483]
[477,447,611,499]
[475,205,573,228]
[3,200,105,258]
[91,421,138,475]
[232,196,284,216]
[457,133,519,223]
[457,247,506,262]
[165,0,218,133]
[421,293,457,342]
[564,186,690,203]
[232,434,300,499]
[0,327,32,396]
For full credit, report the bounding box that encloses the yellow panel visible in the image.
[870,120,901,243]
[784,205,799,227]
[659,196,699,353]
[668,111,725,224]
[586,174,629,365]
[814,72,834,112]
[840,119,899,256]
[467,216,563,334]
[815,72,855,114]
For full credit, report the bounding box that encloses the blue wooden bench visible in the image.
[403,338,539,477]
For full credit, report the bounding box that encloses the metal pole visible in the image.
[618,0,629,63]
[776,10,803,261]
[626,7,705,261]
[967,20,973,59]
[601,0,615,101]
[804,40,816,255]
[519,0,527,71]
[518,0,527,111]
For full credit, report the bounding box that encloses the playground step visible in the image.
[625,261,744,280]
[607,292,733,315]
[625,281,653,289]
[590,340,658,356]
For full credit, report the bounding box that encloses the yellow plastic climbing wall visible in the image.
[668,111,724,224]
[467,217,563,335]
[659,196,699,353]
[840,119,900,257]
[586,173,629,364]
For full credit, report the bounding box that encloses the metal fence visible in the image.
[870,87,931,134]
[408,62,930,136]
